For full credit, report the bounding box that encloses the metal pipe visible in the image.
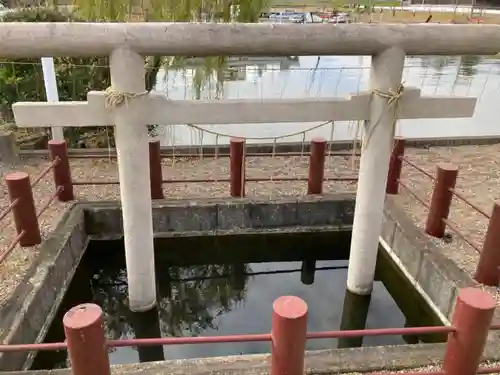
[36,187,63,219]
[441,218,481,253]
[400,156,435,181]
[398,180,431,209]
[0,199,19,222]
[449,188,491,220]
[0,325,457,353]
[30,157,59,188]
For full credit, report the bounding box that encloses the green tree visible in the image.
[458,55,482,77]
[72,0,268,99]
[1,0,267,147]
[0,7,113,147]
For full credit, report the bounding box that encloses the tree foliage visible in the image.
[0,0,267,147]
[72,0,268,100]
[0,7,113,147]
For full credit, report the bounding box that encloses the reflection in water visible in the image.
[458,56,483,77]
[129,309,164,363]
[32,232,443,369]
[300,258,316,285]
[337,290,371,349]
[157,54,500,145]
[231,263,246,292]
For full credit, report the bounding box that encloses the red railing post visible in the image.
[5,172,41,247]
[474,201,500,286]
[308,138,326,194]
[271,296,308,375]
[425,163,458,238]
[48,140,74,201]
[149,140,164,200]
[230,138,245,197]
[386,137,405,195]
[63,303,111,375]
[443,288,495,375]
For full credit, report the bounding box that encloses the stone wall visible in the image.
[83,194,356,239]
[381,196,476,322]
[0,206,87,371]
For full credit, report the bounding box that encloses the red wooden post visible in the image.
[308,138,326,194]
[230,138,245,197]
[443,288,495,375]
[149,140,164,200]
[63,303,111,375]
[386,137,405,195]
[48,140,74,201]
[271,296,308,375]
[475,201,500,286]
[5,172,41,247]
[425,163,458,238]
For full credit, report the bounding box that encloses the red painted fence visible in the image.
[47,138,357,198]
[2,137,500,287]
[386,137,500,287]
[0,137,355,260]
[2,138,499,288]
[0,155,62,258]
[1,139,500,374]
[0,288,498,375]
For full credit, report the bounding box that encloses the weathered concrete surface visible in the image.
[8,192,500,375]
[0,344,447,375]
[0,195,354,372]
[380,196,474,322]
[84,194,356,239]
[381,195,500,341]
[6,341,500,375]
[0,204,87,371]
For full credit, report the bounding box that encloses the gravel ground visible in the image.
[347,361,500,374]
[0,143,499,307]
[394,143,500,303]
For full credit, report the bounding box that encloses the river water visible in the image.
[155,55,500,146]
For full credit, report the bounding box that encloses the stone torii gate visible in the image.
[7,23,485,310]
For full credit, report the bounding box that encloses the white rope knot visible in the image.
[104,87,148,109]
[361,83,405,148]
[372,84,405,107]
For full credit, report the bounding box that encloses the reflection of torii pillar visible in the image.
[129,308,165,363]
[337,290,371,348]
[231,263,245,291]
[300,258,316,285]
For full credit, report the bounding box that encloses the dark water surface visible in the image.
[31,231,443,369]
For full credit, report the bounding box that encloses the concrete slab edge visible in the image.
[0,204,88,371]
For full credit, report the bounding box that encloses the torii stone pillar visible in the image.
[107,48,157,311]
[13,50,158,312]
[347,47,406,296]
[346,47,477,296]
[13,49,158,312]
